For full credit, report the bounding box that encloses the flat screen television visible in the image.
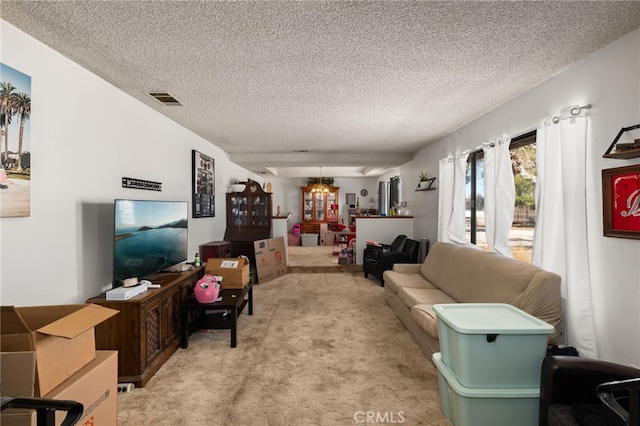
[113,199,188,286]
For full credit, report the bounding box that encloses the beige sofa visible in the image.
[383,241,562,360]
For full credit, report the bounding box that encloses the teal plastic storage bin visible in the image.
[434,303,553,388]
[433,353,539,426]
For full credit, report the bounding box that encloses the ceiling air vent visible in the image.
[146,92,183,106]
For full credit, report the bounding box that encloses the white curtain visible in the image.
[532,106,597,358]
[438,154,470,244]
[437,157,454,242]
[482,135,515,257]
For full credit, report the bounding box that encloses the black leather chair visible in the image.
[539,356,640,426]
[364,235,421,286]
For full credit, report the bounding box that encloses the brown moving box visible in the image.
[254,237,288,283]
[1,351,118,426]
[205,257,250,288]
[0,304,118,396]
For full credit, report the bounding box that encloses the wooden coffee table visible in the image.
[180,283,253,348]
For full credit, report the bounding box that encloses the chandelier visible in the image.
[310,167,331,193]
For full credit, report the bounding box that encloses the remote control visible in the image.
[147,284,161,289]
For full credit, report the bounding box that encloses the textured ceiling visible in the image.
[3,1,640,177]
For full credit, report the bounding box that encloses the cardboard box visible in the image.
[0,304,118,396]
[0,352,36,426]
[205,257,250,289]
[0,351,36,399]
[254,237,288,284]
[1,351,118,426]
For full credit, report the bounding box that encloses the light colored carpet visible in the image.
[117,272,451,425]
[287,244,362,273]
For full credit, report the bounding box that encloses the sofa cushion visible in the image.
[398,287,456,309]
[411,298,456,339]
[384,270,436,295]
[421,242,553,304]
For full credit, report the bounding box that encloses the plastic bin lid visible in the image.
[432,353,540,398]
[433,303,554,335]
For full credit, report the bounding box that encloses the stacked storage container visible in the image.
[432,303,554,426]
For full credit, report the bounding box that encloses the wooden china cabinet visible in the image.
[300,185,339,234]
[224,179,273,262]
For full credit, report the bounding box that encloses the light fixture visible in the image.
[310,167,330,193]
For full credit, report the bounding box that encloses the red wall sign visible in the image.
[603,164,640,239]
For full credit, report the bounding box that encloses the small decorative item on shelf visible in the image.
[417,172,436,190]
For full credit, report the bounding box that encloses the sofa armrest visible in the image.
[539,356,640,426]
[391,263,421,274]
[381,252,412,270]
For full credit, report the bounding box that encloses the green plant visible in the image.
[307,177,334,186]
[419,171,430,181]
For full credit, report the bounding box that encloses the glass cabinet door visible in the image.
[315,193,325,221]
[230,195,248,226]
[303,191,313,221]
[327,191,337,222]
[251,195,270,226]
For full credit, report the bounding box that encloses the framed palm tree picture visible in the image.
[192,150,215,218]
[0,63,32,218]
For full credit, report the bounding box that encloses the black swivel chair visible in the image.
[364,235,421,286]
[539,356,640,426]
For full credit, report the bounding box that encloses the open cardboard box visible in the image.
[0,304,118,397]
[205,257,250,288]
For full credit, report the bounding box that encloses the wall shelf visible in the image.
[603,124,640,159]
[415,177,436,191]
[603,147,640,160]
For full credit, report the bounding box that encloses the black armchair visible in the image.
[539,355,640,426]
[364,236,422,286]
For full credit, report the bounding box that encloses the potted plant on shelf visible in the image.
[417,172,436,190]
[418,172,430,189]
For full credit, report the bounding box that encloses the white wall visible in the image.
[407,28,640,366]
[0,22,262,305]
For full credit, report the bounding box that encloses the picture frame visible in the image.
[346,193,356,206]
[602,164,640,239]
[192,150,215,218]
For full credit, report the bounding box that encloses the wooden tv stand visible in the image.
[87,266,204,387]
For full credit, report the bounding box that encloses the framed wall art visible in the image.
[345,192,356,207]
[602,164,640,239]
[192,150,215,218]
[1,63,32,218]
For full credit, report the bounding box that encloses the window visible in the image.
[465,131,536,262]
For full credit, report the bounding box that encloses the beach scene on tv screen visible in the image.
[114,200,188,282]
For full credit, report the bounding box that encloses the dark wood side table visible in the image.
[199,240,232,261]
[180,284,253,348]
